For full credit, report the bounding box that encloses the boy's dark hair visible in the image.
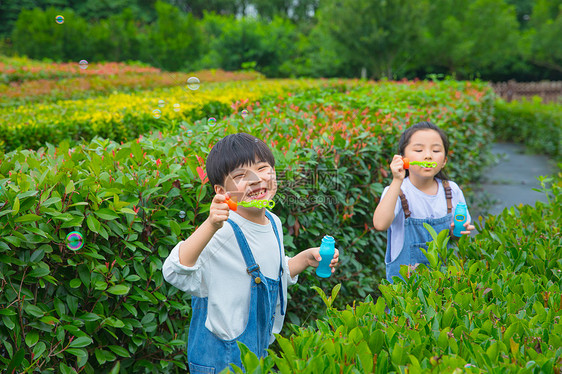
[206,133,276,187]
[398,121,450,181]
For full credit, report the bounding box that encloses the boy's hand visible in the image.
[308,247,340,273]
[390,155,406,181]
[208,193,230,230]
[450,220,476,236]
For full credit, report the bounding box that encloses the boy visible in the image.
[162,133,339,372]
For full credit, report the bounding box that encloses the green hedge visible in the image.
[493,97,562,159]
[0,79,496,372]
[235,175,562,373]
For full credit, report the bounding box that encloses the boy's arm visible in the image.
[178,219,220,267]
[179,193,230,267]
[287,247,339,278]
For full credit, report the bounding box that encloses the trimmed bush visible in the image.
[235,175,562,373]
[493,97,562,159]
[0,77,496,372]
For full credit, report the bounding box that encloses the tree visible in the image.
[139,1,203,71]
[315,0,428,79]
[420,0,520,79]
[524,0,562,73]
[12,7,91,61]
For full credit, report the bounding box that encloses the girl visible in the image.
[373,121,475,283]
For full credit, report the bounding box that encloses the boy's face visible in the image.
[217,159,277,207]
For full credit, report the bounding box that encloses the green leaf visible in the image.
[28,266,50,278]
[0,308,17,316]
[12,197,20,216]
[2,315,15,329]
[69,278,81,288]
[67,348,88,358]
[106,285,130,295]
[14,214,41,223]
[69,336,93,348]
[86,214,101,234]
[54,298,66,317]
[169,220,181,237]
[109,361,121,374]
[25,330,39,347]
[65,180,75,195]
[94,208,120,220]
[108,345,130,357]
[6,348,25,373]
[24,304,45,318]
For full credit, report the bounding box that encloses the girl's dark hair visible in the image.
[206,133,275,187]
[398,121,450,180]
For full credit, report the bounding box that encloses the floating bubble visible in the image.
[152,109,162,119]
[187,130,193,137]
[208,117,217,127]
[79,60,88,70]
[187,77,200,90]
[56,15,64,24]
[158,99,166,108]
[66,231,84,251]
[179,211,186,219]
[241,109,249,118]
[173,103,181,112]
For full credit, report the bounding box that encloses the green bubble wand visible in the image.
[225,197,275,210]
[402,158,437,169]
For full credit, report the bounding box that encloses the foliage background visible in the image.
[1,0,562,81]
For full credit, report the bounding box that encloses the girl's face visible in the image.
[220,159,277,208]
[403,129,447,179]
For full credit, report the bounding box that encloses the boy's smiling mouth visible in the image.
[246,187,268,200]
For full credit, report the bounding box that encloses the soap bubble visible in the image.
[179,211,186,219]
[187,77,200,90]
[158,99,165,108]
[66,231,84,251]
[208,117,217,127]
[173,103,181,112]
[187,130,193,137]
[241,109,249,118]
[79,60,88,70]
[56,15,64,24]
[152,109,161,119]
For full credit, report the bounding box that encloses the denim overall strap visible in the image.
[264,210,285,315]
[187,218,283,373]
[386,185,453,283]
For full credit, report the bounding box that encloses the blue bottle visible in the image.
[316,235,335,278]
[453,203,468,237]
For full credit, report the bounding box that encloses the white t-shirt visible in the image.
[162,210,298,342]
[381,177,471,262]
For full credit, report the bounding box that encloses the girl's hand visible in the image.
[389,155,406,181]
[450,220,476,236]
[208,193,230,230]
[308,247,340,273]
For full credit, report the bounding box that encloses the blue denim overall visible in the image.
[187,210,285,373]
[385,180,453,283]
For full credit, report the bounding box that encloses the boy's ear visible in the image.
[215,184,226,195]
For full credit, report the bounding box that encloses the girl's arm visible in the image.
[373,179,402,230]
[373,155,406,231]
[288,247,339,278]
